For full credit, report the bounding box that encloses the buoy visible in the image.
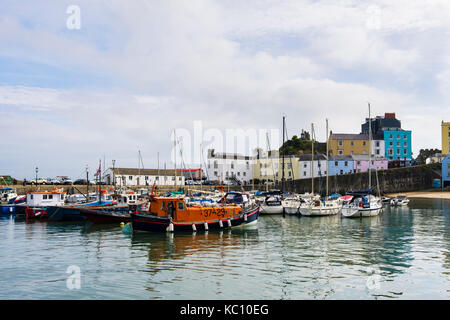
[120,222,125,228]
[204,222,208,231]
[192,223,197,232]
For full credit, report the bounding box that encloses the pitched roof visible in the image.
[331,133,369,140]
[298,153,327,161]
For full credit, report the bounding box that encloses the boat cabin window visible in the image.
[178,201,185,210]
[160,201,166,211]
[43,195,47,200]
[48,195,53,199]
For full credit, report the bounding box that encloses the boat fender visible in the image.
[244,214,247,221]
[227,219,232,227]
[192,224,197,232]
[204,222,208,231]
[219,220,223,228]
[167,223,174,232]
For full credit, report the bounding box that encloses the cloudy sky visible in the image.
[1,0,449,179]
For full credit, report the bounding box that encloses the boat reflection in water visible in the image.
[125,228,260,293]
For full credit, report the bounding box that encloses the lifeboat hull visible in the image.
[131,206,260,233]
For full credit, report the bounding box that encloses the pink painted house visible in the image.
[352,155,388,173]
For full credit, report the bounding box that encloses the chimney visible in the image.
[385,112,396,119]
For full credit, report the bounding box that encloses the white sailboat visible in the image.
[299,121,342,216]
[342,103,383,218]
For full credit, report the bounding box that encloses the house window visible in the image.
[404,142,407,147]
[397,134,400,139]
[357,161,361,165]
[338,140,343,146]
[363,141,366,146]
[338,150,343,155]
[303,171,307,176]
[145,176,149,180]
[404,149,407,155]
[156,176,159,180]
[246,161,249,169]
[288,171,292,177]
[231,162,234,169]
[351,141,354,146]
[237,172,240,176]
[129,176,133,180]
[376,141,380,147]
[389,134,393,139]
[304,163,307,168]
[335,161,338,166]
[345,161,348,166]
[340,170,344,174]
[172,177,175,181]
[214,171,218,176]
[376,149,380,155]
[287,163,292,169]
[243,172,246,176]
[404,135,407,139]
[208,162,211,169]
[397,149,401,154]
[214,161,218,169]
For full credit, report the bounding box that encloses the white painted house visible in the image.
[298,154,328,179]
[105,168,185,187]
[206,149,255,184]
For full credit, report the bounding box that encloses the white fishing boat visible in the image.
[390,195,409,206]
[0,187,18,204]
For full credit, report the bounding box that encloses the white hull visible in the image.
[260,205,284,214]
[342,205,382,218]
[284,207,299,215]
[300,205,341,216]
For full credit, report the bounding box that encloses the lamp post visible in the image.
[35,166,38,189]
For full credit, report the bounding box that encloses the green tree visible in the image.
[415,148,442,165]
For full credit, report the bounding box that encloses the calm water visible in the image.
[0,198,449,300]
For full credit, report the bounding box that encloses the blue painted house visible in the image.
[443,155,450,188]
[384,129,412,162]
[328,156,354,176]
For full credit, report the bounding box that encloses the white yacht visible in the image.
[342,192,383,218]
[390,195,410,206]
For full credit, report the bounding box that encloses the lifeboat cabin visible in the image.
[25,189,66,219]
[130,195,259,233]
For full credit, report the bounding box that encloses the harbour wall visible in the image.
[278,163,442,195]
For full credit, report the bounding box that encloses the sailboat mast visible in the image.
[265,132,269,192]
[326,119,329,198]
[368,103,372,190]
[282,116,285,191]
[174,130,177,189]
[311,123,314,195]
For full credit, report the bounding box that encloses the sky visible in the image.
[1,0,449,179]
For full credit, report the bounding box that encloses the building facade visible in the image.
[298,154,328,179]
[105,168,185,186]
[206,149,254,184]
[328,156,354,176]
[384,129,412,161]
[329,133,370,156]
[442,121,450,155]
[442,155,450,188]
[352,155,388,173]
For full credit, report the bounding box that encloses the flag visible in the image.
[94,164,101,177]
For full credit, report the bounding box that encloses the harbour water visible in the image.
[0,198,448,300]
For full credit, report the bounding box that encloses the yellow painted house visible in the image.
[329,133,370,156]
[442,121,450,154]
